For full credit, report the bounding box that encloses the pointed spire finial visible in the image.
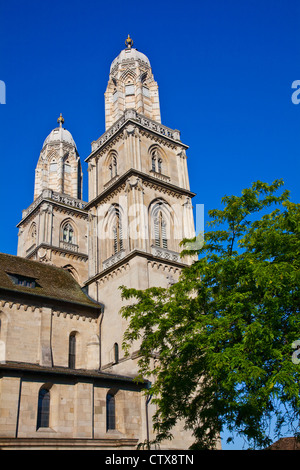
[125,34,133,49]
[57,113,64,127]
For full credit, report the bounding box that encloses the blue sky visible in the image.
[0,0,299,449]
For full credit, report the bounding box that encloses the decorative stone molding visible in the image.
[102,249,125,270]
[0,300,42,313]
[20,189,87,223]
[59,241,79,253]
[151,245,180,262]
[148,260,182,274]
[88,110,185,159]
[143,180,183,199]
[103,173,120,190]
[149,169,171,183]
[52,310,97,322]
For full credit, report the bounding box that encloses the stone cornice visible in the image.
[84,248,188,287]
[17,190,88,227]
[26,243,88,261]
[0,437,139,450]
[85,168,196,210]
[85,109,188,163]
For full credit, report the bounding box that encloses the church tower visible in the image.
[85,36,196,374]
[17,115,88,285]
[33,113,83,200]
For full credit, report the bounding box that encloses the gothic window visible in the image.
[151,155,156,172]
[29,223,37,245]
[63,264,79,282]
[157,158,162,174]
[68,333,76,369]
[150,148,163,174]
[37,387,50,429]
[154,210,168,249]
[62,222,75,244]
[113,209,123,254]
[109,155,117,180]
[106,393,116,431]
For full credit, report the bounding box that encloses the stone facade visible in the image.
[17,189,88,285]
[0,37,206,450]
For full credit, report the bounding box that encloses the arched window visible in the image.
[29,223,37,244]
[109,155,117,179]
[106,393,116,431]
[37,387,50,429]
[151,155,156,172]
[61,222,75,245]
[157,158,162,174]
[154,210,168,249]
[150,148,163,174]
[68,333,76,369]
[113,209,123,254]
[63,264,79,282]
[114,343,119,364]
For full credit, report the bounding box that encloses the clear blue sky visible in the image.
[0,0,299,449]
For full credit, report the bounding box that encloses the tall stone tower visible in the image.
[84,36,196,374]
[17,114,89,285]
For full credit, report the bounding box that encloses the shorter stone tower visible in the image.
[34,113,82,200]
[17,115,88,285]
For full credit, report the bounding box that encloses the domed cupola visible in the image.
[110,35,151,74]
[34,114,82,200]
[104,35,161,130]
[42,114,77,150]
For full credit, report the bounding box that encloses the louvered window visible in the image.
[154,211,168,249]
[113,211,123,254]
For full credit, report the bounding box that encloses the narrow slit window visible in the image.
[37,388,50,429]
[152,156,156,172]
[154,210,168,249]
[114,343,119,364]
[113,210,123,254]
[69,333,76,369]
[106,393,116,431]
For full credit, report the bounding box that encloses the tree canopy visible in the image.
[120,180,300,449]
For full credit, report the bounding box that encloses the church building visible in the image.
[0,36,198,450]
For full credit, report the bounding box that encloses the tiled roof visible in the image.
[267,437,300,450]
[0,361,144,385]
[0,252,100,309]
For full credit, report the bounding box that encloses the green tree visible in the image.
[120,180,300,449]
